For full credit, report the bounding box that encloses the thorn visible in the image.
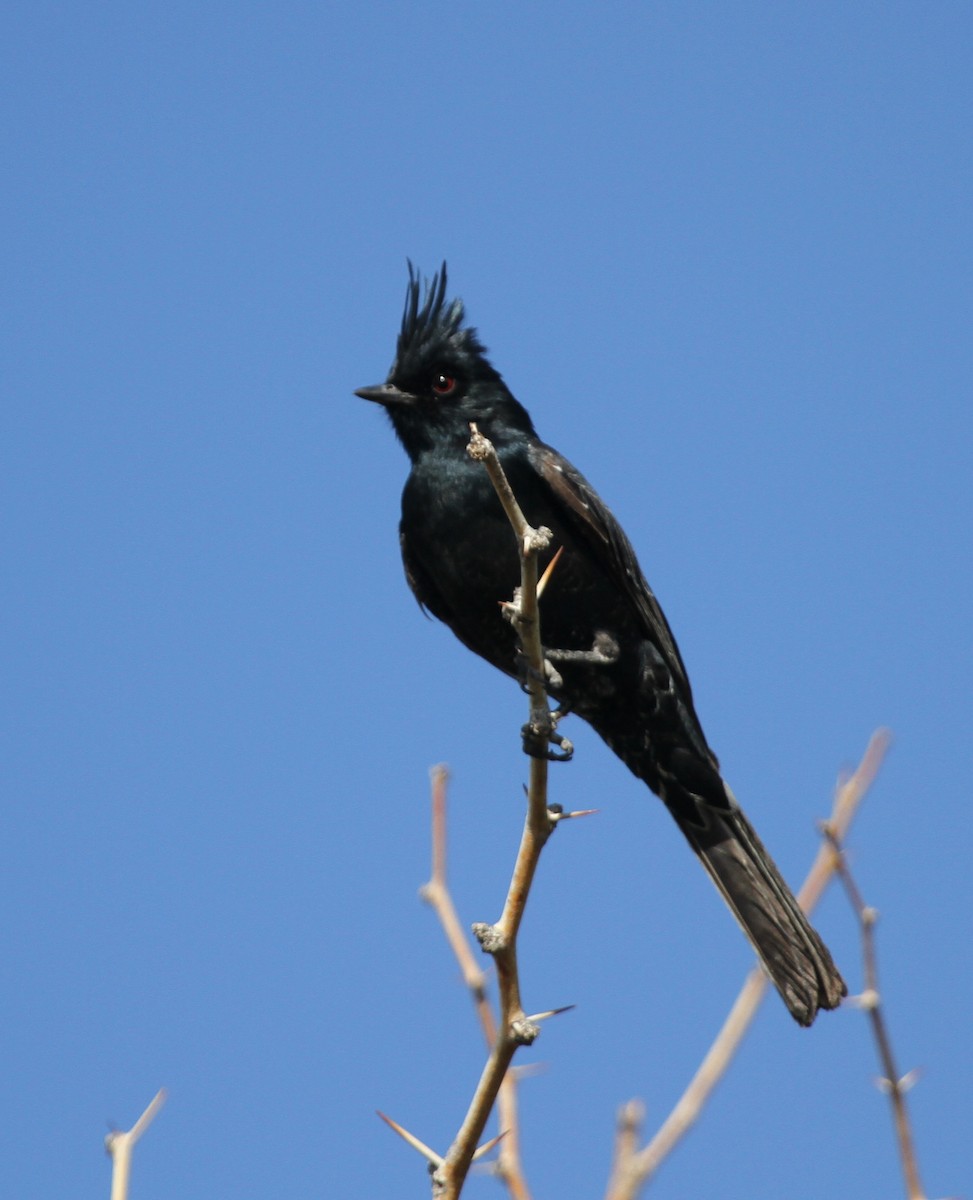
[510,1061,548,1080]
[552,806,599,822]
[510,1015,541,1044]
[848,987,880,1010]
[376,1111,443,1167]
[899,1067,922,1093]
[524,1003,575,1023]
[874,1076,893,1095]
[471,1130,508,1162]
[536,545,564,600]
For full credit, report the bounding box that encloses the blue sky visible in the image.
[2,3,970,1196]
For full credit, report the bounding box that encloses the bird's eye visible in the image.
[432,372,457,395]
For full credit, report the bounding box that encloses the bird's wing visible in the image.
[528,439,696,705]
[399,526,449,621]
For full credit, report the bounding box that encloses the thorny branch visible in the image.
[379,425,570,1199]
[824,826,927,1200]
[425,426,564,1200]
[420,764,531,1199]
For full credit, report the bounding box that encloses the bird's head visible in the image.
[355,263,536,459]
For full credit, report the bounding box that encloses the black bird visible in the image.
[356,264,845,1025]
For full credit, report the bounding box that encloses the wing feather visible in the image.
[528,441,694,702]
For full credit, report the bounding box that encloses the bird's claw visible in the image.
[515,652,564,695]
[521,714,574,762]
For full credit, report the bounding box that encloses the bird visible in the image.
[355,263,846,1026]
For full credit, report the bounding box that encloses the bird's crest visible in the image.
[393,262,492,378]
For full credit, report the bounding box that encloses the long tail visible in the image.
[589,687,845,1024]
[678,788,846,1026]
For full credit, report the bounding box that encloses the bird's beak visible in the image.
[354,383,416,407]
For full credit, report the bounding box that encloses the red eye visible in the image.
[432,372,456,395]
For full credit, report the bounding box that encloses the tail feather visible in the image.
[684,796,846,1026]
[595,716,845,1024]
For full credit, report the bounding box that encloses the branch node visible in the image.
[466,426,490,461]
[472,922,507,955]
[510,1016,541,1045]
[619,1097,646,1129]
[524,525,552,555]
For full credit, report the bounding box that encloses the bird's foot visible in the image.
[545,630,620,668]
[521,706,574,761]
[516,632,620,697]
[515,651,564,694]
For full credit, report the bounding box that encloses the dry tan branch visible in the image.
[420,765,530,1198]
[420,765,493,1026]
[105,1088,167,1200]
[825,822,927,1199]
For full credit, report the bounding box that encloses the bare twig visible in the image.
[419,765,531,1198]
[420,765,493,1028]
[608,1100,646,1193]
[824,829,926,1199]
[105,1088,167,1200]
[605,729,892,1199]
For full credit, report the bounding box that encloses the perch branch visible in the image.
[427,427,566,1199]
